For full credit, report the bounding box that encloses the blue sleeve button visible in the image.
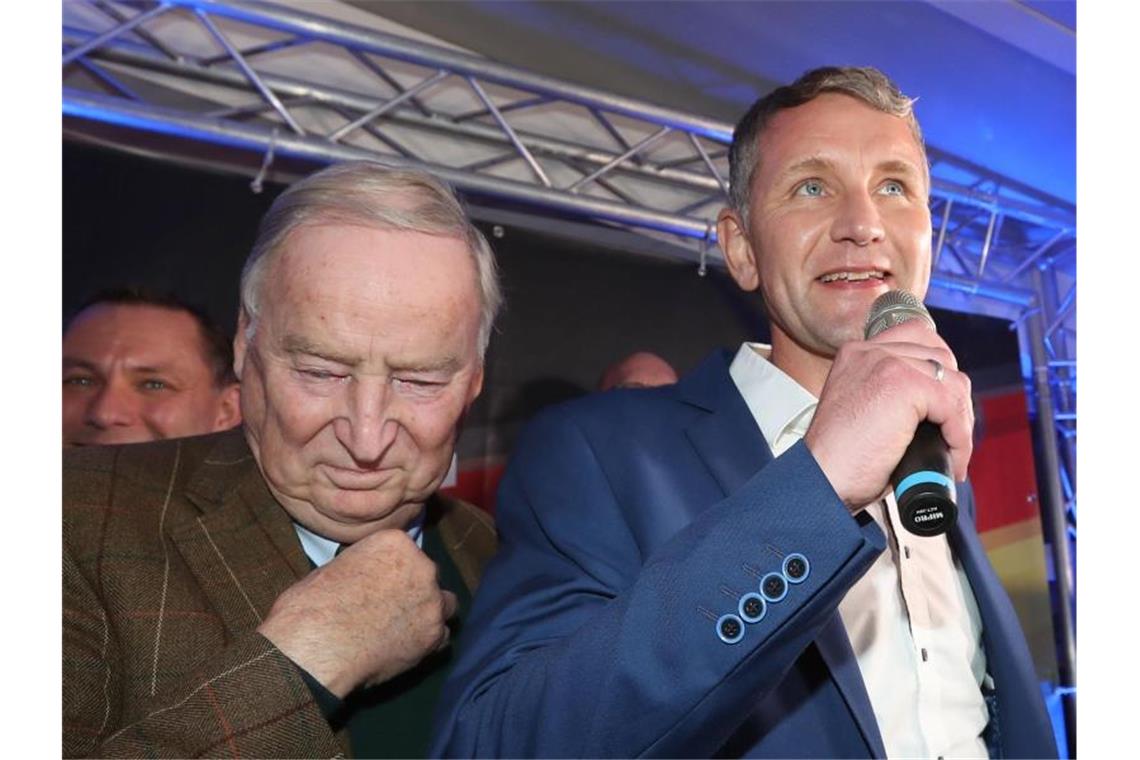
[738,592,767,623]
[782,553,810,583]
[760,572,788,602]
[717,613,745,644]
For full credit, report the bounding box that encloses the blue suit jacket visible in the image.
[431,351,1056,758]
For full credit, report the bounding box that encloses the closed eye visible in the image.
[297,368,348,382]
[63,374,97,388]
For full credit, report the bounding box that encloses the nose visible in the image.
[831,189,885,246]
[334,380,399,466]
[85,382,140,430]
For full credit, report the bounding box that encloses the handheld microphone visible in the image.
[864,290,958,537]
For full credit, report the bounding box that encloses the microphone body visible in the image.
[864,290,958,537]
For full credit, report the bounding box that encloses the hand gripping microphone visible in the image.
[864,290,958,537]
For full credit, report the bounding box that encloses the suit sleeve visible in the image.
[431,409,887,758]
[62,547,341,758]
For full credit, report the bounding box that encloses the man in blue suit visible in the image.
[431,66,1056,758]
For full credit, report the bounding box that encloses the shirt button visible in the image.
[904,546,911,559]
[921,648,928,662]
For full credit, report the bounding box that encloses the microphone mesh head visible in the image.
[864,290,936,339]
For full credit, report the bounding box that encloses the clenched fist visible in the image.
[258,528,457,698]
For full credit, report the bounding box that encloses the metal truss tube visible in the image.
[466,76,552,187]
[933,177,1074,230]
[329,69,449,143]
[160,0,731,142]
[66,34,725,194]
[73,57,143,101]
[933,198,953,268]
[1021,303,1077,717]
[194,8,305,135]
[92,0,181,62]
[63,1,170,66]
[927,273,1035,308]
[976,211,999,278]
[688,133,728,196]
[568,126,671,193]
[1002,229,1070,284]
[63,88,1049,313]
[63,88,712,238]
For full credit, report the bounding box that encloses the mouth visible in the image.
[817,268,890,286]
[322,463,400,490]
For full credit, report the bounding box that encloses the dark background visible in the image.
[64,142,1024,473]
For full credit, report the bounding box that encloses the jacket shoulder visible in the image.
[62,430,245,557]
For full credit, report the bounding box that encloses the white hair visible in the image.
[240,161,502,356]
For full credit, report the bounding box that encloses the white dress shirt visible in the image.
[294,512,425,568]
[730,343,990,759]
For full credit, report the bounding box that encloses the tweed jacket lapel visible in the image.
[169,430,310,635]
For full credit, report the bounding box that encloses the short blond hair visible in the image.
[728,66,927,225]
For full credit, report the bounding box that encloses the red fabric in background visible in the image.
[968,390,1041,534]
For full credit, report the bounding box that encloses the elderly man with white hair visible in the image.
[63,162,501,758]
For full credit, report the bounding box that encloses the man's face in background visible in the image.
[62,303,240,447]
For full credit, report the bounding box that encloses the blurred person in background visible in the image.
[62,287,241,447]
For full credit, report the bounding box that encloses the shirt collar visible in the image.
[728,342,819,451]
[293,509,426,569]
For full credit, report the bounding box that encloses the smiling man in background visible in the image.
[63,162,500,758]
[62,288,241,447]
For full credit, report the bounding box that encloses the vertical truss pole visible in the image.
[466,76,551,187]
[977,211,1000,278]
[194,9,306,135]
[1036,268,1078,489]
[63,2,170,66]
[1021,291,1076,743]
[933,198,953,269]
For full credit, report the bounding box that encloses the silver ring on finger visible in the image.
[927,358,945,383]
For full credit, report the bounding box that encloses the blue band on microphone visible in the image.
[895,470,956,501]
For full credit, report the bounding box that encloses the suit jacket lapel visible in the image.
[679,350,884,757]
[815,614,888,757]
[678,351,773,496]
[170,431,311,635]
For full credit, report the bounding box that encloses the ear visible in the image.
[717,207,760,292]
[233,310,250,379]
[466,363,485,406]
[211,383,242,432]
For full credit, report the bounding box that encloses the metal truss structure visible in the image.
[62,0,1075,705]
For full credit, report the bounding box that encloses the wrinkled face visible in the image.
[62,304,239,447]
[721,93,932,359]
[234,224,485,542]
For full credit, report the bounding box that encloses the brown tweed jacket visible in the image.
[63,428,497,758]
